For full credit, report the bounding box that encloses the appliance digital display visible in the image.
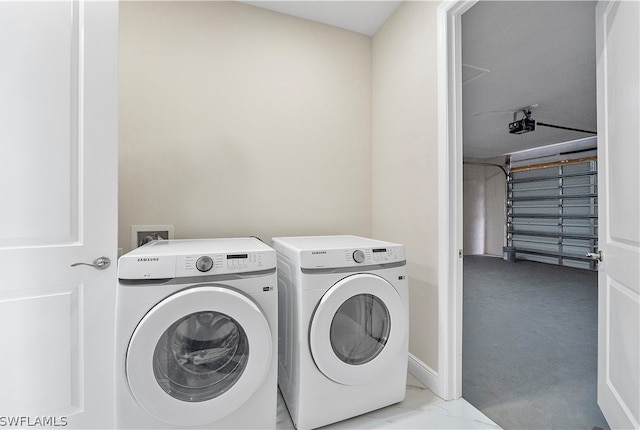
[372,248,387,253]
[227,254,248,259]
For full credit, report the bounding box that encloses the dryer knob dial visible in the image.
[352,250,365,264]
[196,256,214,272]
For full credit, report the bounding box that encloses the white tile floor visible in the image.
[276,374,501,429]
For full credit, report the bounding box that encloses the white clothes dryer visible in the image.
[272,235,409,430]
[115,238,277,429]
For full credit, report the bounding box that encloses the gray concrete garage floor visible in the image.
[462,255,609,430]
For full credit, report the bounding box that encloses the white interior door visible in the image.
[596,1,640,428]
[0,1,118,428]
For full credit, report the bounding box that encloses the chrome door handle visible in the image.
[586,251,603,262]
[71,256,111,270]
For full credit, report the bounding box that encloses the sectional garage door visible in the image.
[506,158,598,270]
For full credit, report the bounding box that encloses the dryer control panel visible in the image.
[299,245,405,269]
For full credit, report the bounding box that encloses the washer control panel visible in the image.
[117,238,276,280]
[178,251,273,276]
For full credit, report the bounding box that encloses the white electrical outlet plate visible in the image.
[131,224,174,250]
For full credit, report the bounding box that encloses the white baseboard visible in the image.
[407,353,442,397]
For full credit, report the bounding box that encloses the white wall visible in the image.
[463,158,506,257]
[463,163,486,255]
[118,1,372,252]
[372,1,440,371]
[484,159,506,256]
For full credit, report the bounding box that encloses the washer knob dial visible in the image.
[352,250,365,264]
[196,256,214,272]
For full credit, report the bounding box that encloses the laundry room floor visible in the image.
[276,373,501,429]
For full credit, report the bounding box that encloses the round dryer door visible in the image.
[126,285,272,426]
[309,273,407,386]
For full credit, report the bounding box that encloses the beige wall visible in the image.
[371,1,440,371]
[120,0,443,375]
[119,1,372,252]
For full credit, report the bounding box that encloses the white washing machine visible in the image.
[272,235,409,430]
[115,238,277,429]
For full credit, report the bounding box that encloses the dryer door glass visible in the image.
[330,294,390,365]
[153,311,249,402]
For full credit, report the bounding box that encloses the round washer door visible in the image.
[126,285,272,426]
[309,273,406,386]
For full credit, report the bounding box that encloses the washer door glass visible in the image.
[125,285,273,427]
[330,294,390,365]
[153,311,248,402]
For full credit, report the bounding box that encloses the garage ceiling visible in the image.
[462,1,597,158]
[242,1,598,159]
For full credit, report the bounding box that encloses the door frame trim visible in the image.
[436,0,477,400]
